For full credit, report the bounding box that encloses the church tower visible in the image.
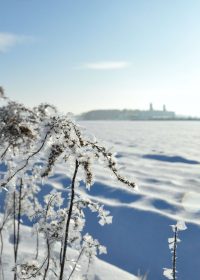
[149,103,153,111]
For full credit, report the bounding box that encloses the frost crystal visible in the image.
[164,220,187,279]
[163,268,173,279]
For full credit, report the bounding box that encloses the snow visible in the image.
[78,121,200,225]
[1,219,138,280]
[172,221,187,232]
[1,120,200,279]
[75,121,200,279]
[163,268,173,279]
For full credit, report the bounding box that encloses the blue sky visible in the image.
[0,0,200,116]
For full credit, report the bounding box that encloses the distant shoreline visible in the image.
[77,107,199,121]
[77,118,200,121]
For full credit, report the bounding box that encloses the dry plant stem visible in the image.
[172,226,178,280]
[43,238,50,280]
[33,200,39,260]
[59,160,79,280]
[0,231,4,280]
[1,126,53,188]
[0,209,11,274]
[67,247,84,280]
[86,253,92,278]
[86,141,135,188]
[13,179,23,280]
[42,195,56,279]
[35,228,39,260]
[59,245,63,267]
[0,144,11,159]
[0,211,11,236]
[13,191,17,280]
[15,179,22,263]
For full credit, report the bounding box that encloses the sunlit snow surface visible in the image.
[1,218,137,280]
[74,121,200,280]
[2,121,200,280]
[78,121,200,224]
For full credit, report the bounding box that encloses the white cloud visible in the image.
[81,61,131,70]
[0,32,33,52]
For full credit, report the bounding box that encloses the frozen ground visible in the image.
[75,121,200,279]
[1,121,200,279]
[0,219,138,280]
[79,121,200,225]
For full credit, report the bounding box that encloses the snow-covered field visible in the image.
[76,121,200,279]
[79,121,200,225]
[1,120,200,279]
[1,220,138,280]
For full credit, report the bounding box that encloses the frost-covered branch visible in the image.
[0,92,136,279]
[163,221,187,280]
[59,160,79,280]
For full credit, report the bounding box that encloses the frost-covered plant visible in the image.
[163,221,187,280]
[0,90,136,279]
[14,260,43,280]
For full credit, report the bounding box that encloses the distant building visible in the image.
[142,103,175,120]
[78,103,176,120]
